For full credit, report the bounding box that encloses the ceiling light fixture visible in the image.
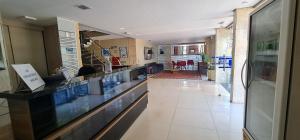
[218,21,225,28]
[218,21,225,25]
[123,32,132,35]
[120,27,126,30]
[75,4,91,10]
[242,1,249,4]
[18,16,37,21]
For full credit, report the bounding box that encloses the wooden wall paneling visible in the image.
[8,99,35,140]
[9,26,48,77]
[94,38,137,65]
[128,38,137,65]
[43,25,62,74]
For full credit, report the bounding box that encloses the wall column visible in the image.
[205,35,216,58]
[0,12,12,92]
[231,8,254,103]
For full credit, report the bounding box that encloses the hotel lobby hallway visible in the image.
[121,78,244,140]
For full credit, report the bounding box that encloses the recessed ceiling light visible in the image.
[218,21,225,25]
[242,1,249,4]
[120,27,126,30]
[123,32,131,35]
[18,16,37,21]
[75,4,91,10]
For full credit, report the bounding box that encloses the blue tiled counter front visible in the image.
[54,79,145,128]
[0,65,148,140]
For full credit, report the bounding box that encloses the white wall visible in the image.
[135,39,157,65]
[231,8,253,103]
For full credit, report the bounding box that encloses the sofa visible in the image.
[145,62,164,74]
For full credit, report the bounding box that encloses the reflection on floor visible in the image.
[0,99,13,140]
[151,70,201,80]
[121,79,244,140]
[220,83,232,94]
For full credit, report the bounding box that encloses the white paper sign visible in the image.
[60,67,72,81]
[12,64,45,91]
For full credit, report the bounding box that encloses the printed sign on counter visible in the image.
[12,64,45,91]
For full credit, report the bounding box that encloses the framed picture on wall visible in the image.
[119,47,128,58]
[102,48,110,56]
[144,47,153,60]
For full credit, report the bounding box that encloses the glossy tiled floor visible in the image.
[121,78,244,140]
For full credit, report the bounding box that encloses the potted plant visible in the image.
[201,53,215,81]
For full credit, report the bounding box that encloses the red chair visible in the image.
[187,60,194,70]
[181,61,187,70]
[172,61,177,69]
[112,57,121,65]
[177,61,187,70]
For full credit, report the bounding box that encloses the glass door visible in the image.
[245,0,282,140]
[216,37,233,93]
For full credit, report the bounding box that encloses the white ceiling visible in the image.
[0,0,260,45]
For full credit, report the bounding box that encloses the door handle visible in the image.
[241,60,247,89]
[241,60,254,89]
[248,62,254,87]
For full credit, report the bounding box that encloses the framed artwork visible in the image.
[160,48,165,54]
[144,47,153,60]
[102,48,110,56]
[119,47,128,58]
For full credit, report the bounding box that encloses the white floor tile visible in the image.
[168,125,219,140]
[218,132,243,140]
[121,120,170,140]
[122,79,244,140]
[172,108,215,129]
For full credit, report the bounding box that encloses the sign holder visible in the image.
[12,64,45,91]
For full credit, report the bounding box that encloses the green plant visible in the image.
[200,53,215,70]
[200,53,211,63]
